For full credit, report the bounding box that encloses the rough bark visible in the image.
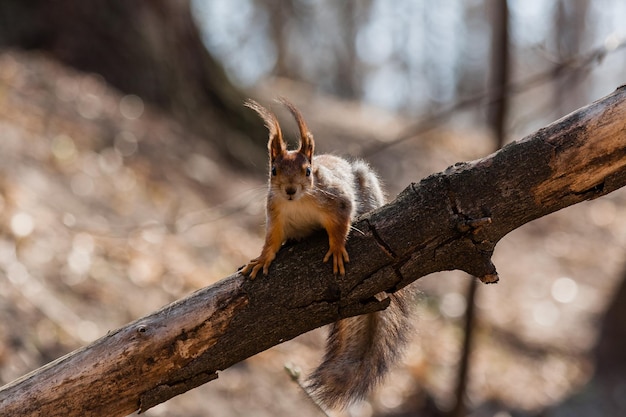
[2,86,626,416]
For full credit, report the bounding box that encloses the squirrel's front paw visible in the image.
[241,254,275,279]
[323,246,349,276]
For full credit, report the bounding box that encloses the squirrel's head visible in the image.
[245,98,315,201]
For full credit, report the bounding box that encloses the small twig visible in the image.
[284,363,332,417]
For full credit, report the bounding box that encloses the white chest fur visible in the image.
[276,196,325,240]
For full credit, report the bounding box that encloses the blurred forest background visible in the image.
[1,1,626,416]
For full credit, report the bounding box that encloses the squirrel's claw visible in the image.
[241,254,275,279]
[241,261,264,279]
[324,246,349,276]
[241,262,262,279]
[240,262,255,278]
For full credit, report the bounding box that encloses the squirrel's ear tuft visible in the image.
[245,99,285,162]
[276,97,315,161]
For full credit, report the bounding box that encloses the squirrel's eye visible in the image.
[305,166,312,177]
[271,166,277,176]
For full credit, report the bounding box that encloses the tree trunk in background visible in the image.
[262,0,293,79]
[0,0,266,169]
[333,2,361,99]
[486,0,509,149]
[553,0,590,118]
[593,265,626,410]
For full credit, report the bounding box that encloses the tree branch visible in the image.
[2,86,626,416]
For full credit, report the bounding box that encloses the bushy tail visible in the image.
[306,290,413,409]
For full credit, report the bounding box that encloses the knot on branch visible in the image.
[438,236,500,284]
[455,216,493,234]
[432,209,500,284]
[448,210,499,283]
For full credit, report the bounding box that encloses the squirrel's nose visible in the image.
[285,186,297,196]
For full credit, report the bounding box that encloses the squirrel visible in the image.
[241,97,413,409]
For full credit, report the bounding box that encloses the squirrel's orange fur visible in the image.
[241,98,413,408]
